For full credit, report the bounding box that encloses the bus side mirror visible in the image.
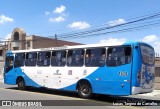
[135,46,138,49]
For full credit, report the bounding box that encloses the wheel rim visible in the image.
[19,81,23,88]
[81,85,90,95]
[18,80,24,89]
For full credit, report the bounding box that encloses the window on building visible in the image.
[85,48,106,67]
[106,46,131,67]
[25,52,37,66]
[67,49,84,67]
[13,32,19,41]
[155,67,160,77]
[0,50,3,61]
[37,52,51,66]
[51,50,66,66]
[14,53,25,67]
[27,41,30,48]
[0,50,2,56]
[13,47,19,50]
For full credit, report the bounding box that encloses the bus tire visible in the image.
[78,81,92,99]
[17,77,26,90]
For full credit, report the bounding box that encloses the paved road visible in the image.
[0,81,160,109]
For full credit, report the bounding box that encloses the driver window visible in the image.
[5,56,14,72]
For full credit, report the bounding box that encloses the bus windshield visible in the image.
[140,45,155,65]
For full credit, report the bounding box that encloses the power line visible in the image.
[57,12,160,38]
[1,11,160,44]
[59,20,160,39]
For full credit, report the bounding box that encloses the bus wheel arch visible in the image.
[76,79,92,98]
[16,76,26,90]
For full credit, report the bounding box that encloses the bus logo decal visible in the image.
[68,70,72,75]
[53,70,61,75]
[83,70,87,75]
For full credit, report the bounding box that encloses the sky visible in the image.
[0,0,160,54]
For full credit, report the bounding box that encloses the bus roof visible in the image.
[7,41,153,53]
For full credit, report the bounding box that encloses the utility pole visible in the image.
[55,34,58,47]
[3,41,7,61]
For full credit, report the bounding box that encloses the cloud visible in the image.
[98,35,160,54]
[68,21,90,30]
[47,5,67,23]
[49,16,65,22]
[5,33,11,40]
[0,14,14,24]
[142,35,158,43]
[141,35,160,55]
[0,33,11,45]
[99,37,127,45]
[53,5,66,14]
[45,11,50,15]
[108,19,126,26]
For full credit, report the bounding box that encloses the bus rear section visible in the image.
[78,46,133,96]
[131,43,155,95]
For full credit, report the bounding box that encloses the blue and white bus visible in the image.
[3,41,155,98]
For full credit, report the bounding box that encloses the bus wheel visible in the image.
[17,78,26,90]
[78,81,92,98]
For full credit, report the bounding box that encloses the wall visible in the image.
[32,36,82,49]
[154,57,160,90]
[0,62,4,79]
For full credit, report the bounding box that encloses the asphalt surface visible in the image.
[0,80,160,109]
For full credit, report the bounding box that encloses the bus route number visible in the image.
[119,71,128,76]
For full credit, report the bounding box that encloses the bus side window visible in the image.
[107,48,116,66]
[67,49,84,67]
[106,46,131,66]
[51,51,66,66]
[37,52,50,66]
[124,47,131,63]
[67,51,72,66]
[99,49,106,66]
[85,48,106,67]
[25,52,37,66]
[14,53,25,67]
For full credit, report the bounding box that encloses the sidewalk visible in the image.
[123,90,160,100]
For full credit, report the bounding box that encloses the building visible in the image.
[8,28,82,50]
[155,57,160,89]
[0,27,82,61]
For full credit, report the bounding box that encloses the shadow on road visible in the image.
[6,86,160,106]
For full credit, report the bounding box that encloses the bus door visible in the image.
[5,56,14,73]
[105,46,132,95]
[4,54,16,84]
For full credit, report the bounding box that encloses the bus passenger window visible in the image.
[14,53,25,67]
[51,51,66,66]
[37,52,51,66]
[85,48,106,67]
[25,52,37,66]
[106,46,131,66]
[67,49,84,67]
